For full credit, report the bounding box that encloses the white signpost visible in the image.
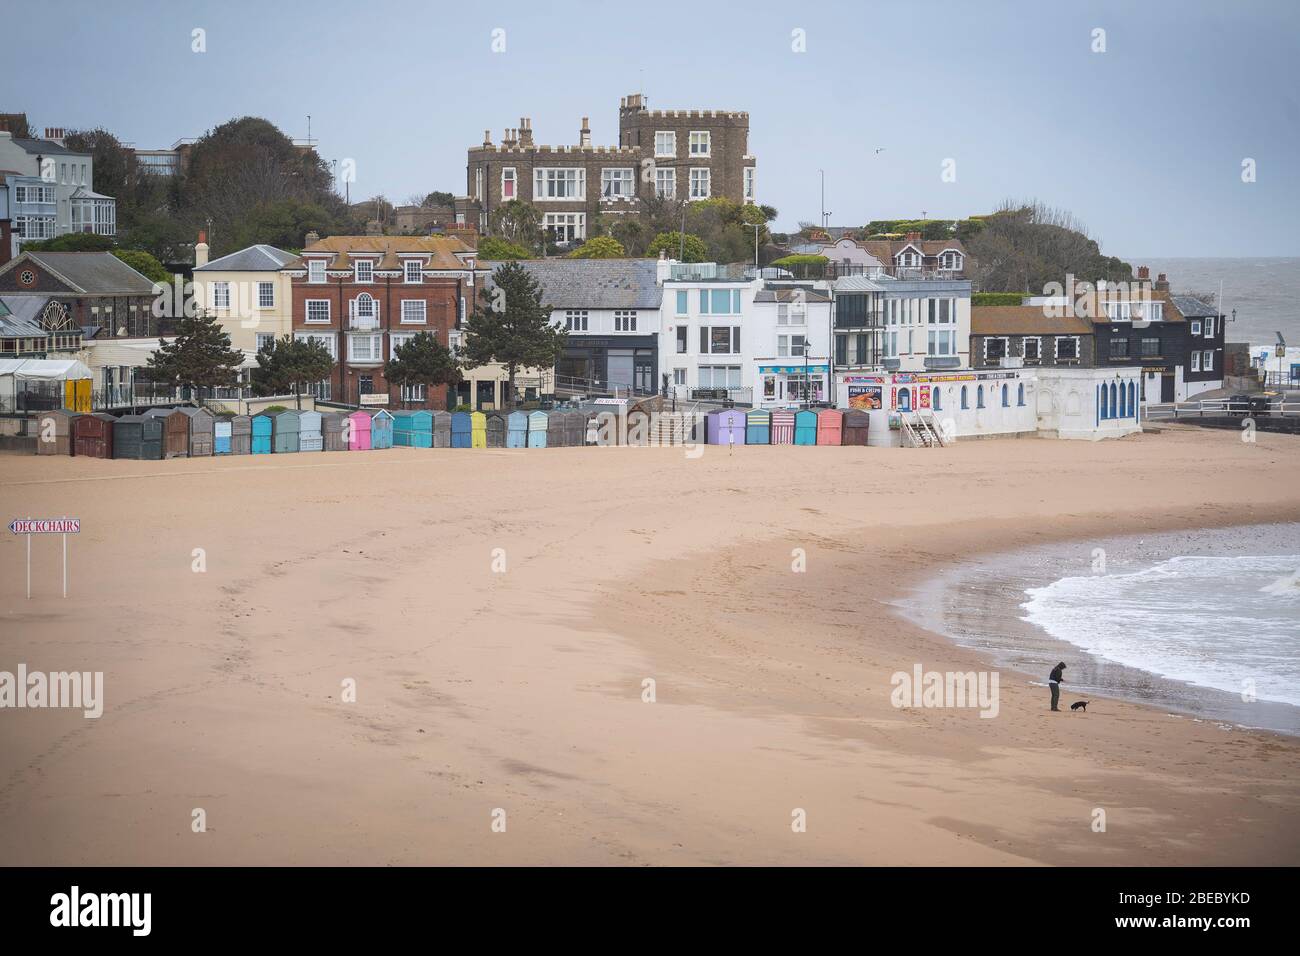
[10,517,79,599]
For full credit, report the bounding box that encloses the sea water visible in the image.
[1023,554,1300,706]
[901,523,1300,734]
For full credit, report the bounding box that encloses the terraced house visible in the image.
[465,92,756,244]
[286,233,488,409]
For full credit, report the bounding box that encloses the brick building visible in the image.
[465,92,756,245]
[285,233,488,409]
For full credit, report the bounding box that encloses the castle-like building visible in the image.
[465,93,756,246]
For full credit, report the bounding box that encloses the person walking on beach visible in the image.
[1049,662,1066,711]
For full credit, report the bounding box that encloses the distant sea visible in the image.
[1121,257,1300,349]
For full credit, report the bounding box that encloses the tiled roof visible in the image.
[0,252,156,295]
[295,235,476,271]
[972,305,1094,336]
[197,244,299,272]
[483,258,663,310]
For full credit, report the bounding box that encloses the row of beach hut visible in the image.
[32,407,869,460]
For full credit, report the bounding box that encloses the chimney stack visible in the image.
[482,129,493,147]
[1137,265,1150,280]
[305,230,320,246]
[1155,272,1169,292]
[518,118,533,147]
[195,231,209,268]
[579,117,591,147]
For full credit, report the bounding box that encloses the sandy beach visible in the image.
[1,424,1298,866]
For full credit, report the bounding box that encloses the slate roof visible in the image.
[482,258,663,310]
[971,306,1094,336]
[754,285,831,303]
[1169,295,1218,318]
[0,294,51,329]
[196,244,299,272]
[9,137,86,157]
[0,252,156,294]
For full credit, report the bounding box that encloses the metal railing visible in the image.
[1144,398,1300,420]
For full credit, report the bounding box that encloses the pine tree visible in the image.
[460,262,567,408]
[145,309,246,400]
[384,332,462,408]
[253,335,334,409]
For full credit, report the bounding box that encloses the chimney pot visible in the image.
[1137,265,1149,280]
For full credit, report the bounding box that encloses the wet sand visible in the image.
[1,424,1298,865]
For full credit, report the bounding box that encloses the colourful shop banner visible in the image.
[760,365,829,375]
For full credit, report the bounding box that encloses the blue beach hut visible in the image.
[506,411,528,448]
[527,410,549,448]
[451,411,472,448]
[370,410,394,449]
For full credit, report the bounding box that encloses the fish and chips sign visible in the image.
[10,517,79,599]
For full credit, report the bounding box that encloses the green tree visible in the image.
[647,231,707,263]
[384,332,462,408]
[226,198,333,252]
[478,236,533,260]
[253,335,335,409]
[489,200,541,248]
[422,191,455,207]
[112,249,171,284]
[567,236,625,259]
[146,310,246,398]
[460,262,567,407]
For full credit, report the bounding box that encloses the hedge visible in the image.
[972,292,1026,306]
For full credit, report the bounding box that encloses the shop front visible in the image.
[757,363,829,408]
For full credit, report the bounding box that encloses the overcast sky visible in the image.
[6,0,1298,256]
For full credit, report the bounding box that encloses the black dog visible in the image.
[1070,701,1089,712]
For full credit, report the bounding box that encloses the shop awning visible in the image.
[759,364,829,375]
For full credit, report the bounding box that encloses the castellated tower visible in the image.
[464,93,757,247]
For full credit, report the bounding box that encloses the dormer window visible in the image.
[940,251,962,271]
[355,260,374,283]
[404,260,423,283]
[308,260,326,284]
[897,250,920,269]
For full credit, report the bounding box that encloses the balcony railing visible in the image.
[348,315,380,331]
[748,263,967,282]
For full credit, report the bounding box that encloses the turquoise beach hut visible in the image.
[251,414,273,454]
[391,411,415,447]
[794,409,818,445]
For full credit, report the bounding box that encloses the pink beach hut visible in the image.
[348,410,372,450]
